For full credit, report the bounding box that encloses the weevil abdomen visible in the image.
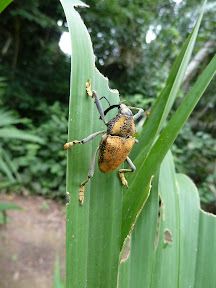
[98,133,136,173]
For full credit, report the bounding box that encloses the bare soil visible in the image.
[0,194,65,288]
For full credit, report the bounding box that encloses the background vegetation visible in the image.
[0,0,215,212]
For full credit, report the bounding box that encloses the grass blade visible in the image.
[59,1,123,287]
[131,0,207,162]
[194,210,216,288]
[0,0,13,13]
[121,26,216,248]
[0,128,44,143]
[0,202,22,211]
[177,174,200,287]
[150,151,180,287]
[119,174,159,288]
[53,255,65,288]
[119,151,216,287]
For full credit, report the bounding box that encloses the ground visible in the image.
[0,194,65,288]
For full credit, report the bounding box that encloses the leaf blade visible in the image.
[60,1,122,287]
[0,0,13,14]
[121,29,216,248]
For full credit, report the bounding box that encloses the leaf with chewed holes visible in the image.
[59,0,216,287]
[59,1,123,287]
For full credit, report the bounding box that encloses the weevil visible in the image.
[64,81,144,205]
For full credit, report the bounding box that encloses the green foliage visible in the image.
[0,0,215,211]
[79,0,216,96]
[78,0,216,211]
[0,108,44,188]
[5,102,68,198]
[0,202,22,225]
[0,0,70,120]
[0,202,22,211]
[119,151,216,288]
[173,122,216,211]
[0,102,67,198]
[60,0,216,287]
[0,0,13,14]
[53,255,65,288]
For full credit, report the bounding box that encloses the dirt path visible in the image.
[0,194,65,288]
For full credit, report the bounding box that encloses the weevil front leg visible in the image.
[86,80,108,125]
[92,90,108,125]
[128,106,144,121]
[64,130,105,150]
[79,146,99,205]
[119,157,136,188]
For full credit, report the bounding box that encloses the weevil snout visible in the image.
[118,103,133,117]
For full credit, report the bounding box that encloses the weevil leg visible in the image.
[63,130,106,150]
[86,80,108,125]
[119,157,136,188]
[92,90,107,125]
[128,106,144,121]
[79,146,99,205]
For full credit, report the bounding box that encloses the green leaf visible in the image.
[121,0,216,247]
[0,202,22,211]
[59,0,216,286]
[0,109,20,127]
[0,157,16,182]
[0,148,21,183]
[59,1,122,287]
[177,173,216,287]
[53,255,65,288]
[0,0,13,14]
[119,174,159,288]
[147,151,180,287]
[0,128,44,143]
[130,0,206,162]
[119,151,216,287]
[194,210,216,288]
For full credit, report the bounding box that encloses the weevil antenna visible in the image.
[100,104,120,119]
[99,100,127,119]
[99,96,111,107]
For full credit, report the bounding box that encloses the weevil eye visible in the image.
[119,104,132,116]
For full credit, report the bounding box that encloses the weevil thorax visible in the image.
[106,103,136,137]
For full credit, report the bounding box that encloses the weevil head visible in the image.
[118,103,133,116]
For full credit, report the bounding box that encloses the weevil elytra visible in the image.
[64,81,144,205]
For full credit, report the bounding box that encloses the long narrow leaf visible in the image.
[130,0,206,162]
[119,174,159,288]
[0,109,21,127]
[150,151,180,287]
[194,211,216,287]
[0,157,16,182]
[59,1,123,287]
[177,174,200,287]
[2,149,21,182]
[0,202,22,211]
[0,128,44,143]
[0,0,13,14]
[121,47,216,247]
[53,255,65,288]
[119,151,216,287]
[121,2,207,247]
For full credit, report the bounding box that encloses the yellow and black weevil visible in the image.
[64,81,144,205]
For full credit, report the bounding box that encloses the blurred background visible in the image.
[0,0,215,287]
